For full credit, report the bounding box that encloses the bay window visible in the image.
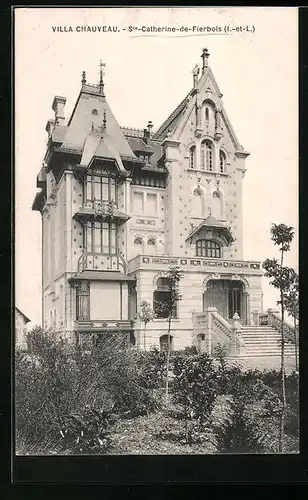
[85,221,117,255]
[85,175,118,206]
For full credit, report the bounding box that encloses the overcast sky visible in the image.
[15,7,298,326]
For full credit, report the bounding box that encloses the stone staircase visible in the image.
[240,326,296,357]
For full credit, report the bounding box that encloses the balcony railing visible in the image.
[83,199,117,215]
[78,251,127,274]
[75,319,133,332]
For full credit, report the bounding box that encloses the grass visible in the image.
[106,409,217,455]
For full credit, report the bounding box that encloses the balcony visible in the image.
[73,199,130,224]
[128,254,263,276]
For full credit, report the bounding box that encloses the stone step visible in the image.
[244,348,296,354]
[238,353,296,358]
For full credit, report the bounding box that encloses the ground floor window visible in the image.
[153,278,178,319]
[160,334,173,352]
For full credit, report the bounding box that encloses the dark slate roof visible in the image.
[186,216,234,243]
[68,271,136,282]
[154,91,192,140]
[123,132,165,170]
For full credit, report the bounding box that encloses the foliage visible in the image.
[139,300,155,325]
[58,407,117,455]
[138,300,155,350]
[172,352,220,443]
[15,328,159,454]
[16,326,299,455]
[262,222,296,453]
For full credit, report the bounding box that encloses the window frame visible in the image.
[189,146,196,169]
[219,150,226,173]
[85,221,118,255]
[84,174,118,206]
[196,239,221,258]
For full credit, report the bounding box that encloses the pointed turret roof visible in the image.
[48,69,137,164]
[154,48,245,152]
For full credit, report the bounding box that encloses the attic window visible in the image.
[92,109,98,115]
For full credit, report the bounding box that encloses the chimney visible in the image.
[52,96,67,125]
[201,48,210,74]
[143,121,153,143]
[147,121,153,138]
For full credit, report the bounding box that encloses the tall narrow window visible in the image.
[200,141,205,170]
[205,141,213,171]
[189,146,196,169]
[102,222,109,253]
[220,150,226,173]
[205,107,209,122]
[84,175,118,206]
[85,221,117,255]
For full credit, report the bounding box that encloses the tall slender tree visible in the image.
[282,271,299,372]
[263,223,295,453]
[138,300,155,351]
[154,266,183,407]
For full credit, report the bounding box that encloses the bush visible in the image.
[15,329,160,454]
[172,352,220,444]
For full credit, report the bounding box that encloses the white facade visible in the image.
[33,49,263,351]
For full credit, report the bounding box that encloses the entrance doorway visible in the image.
[203,279,247,324]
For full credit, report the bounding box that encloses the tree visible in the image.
[138,300,155,351]
[154,266,183,407]
[283,271,299,373]
[262,223,295,453]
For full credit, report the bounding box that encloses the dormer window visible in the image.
[196,239,221,258]
[189,146,196,169]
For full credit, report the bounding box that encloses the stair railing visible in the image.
[193,307,246,356]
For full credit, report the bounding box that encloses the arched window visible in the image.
[189,146,196,169]
[220,150,226,173]
[153,277,178,319]
[201,140,213,171]
[196,239,221,258]
[160,334,173,352]
[147,237,156,255]
[134,237,143,245]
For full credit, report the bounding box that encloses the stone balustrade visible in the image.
[128,254,263,275]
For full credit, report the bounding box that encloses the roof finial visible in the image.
[103,110,107,130]
[81,70,87,84]
[201,48,210,74]
[99,59,106,96]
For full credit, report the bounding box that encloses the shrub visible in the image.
[15,329,162,454]
[172,352,220,444]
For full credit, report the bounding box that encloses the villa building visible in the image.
[32,49,296,366]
